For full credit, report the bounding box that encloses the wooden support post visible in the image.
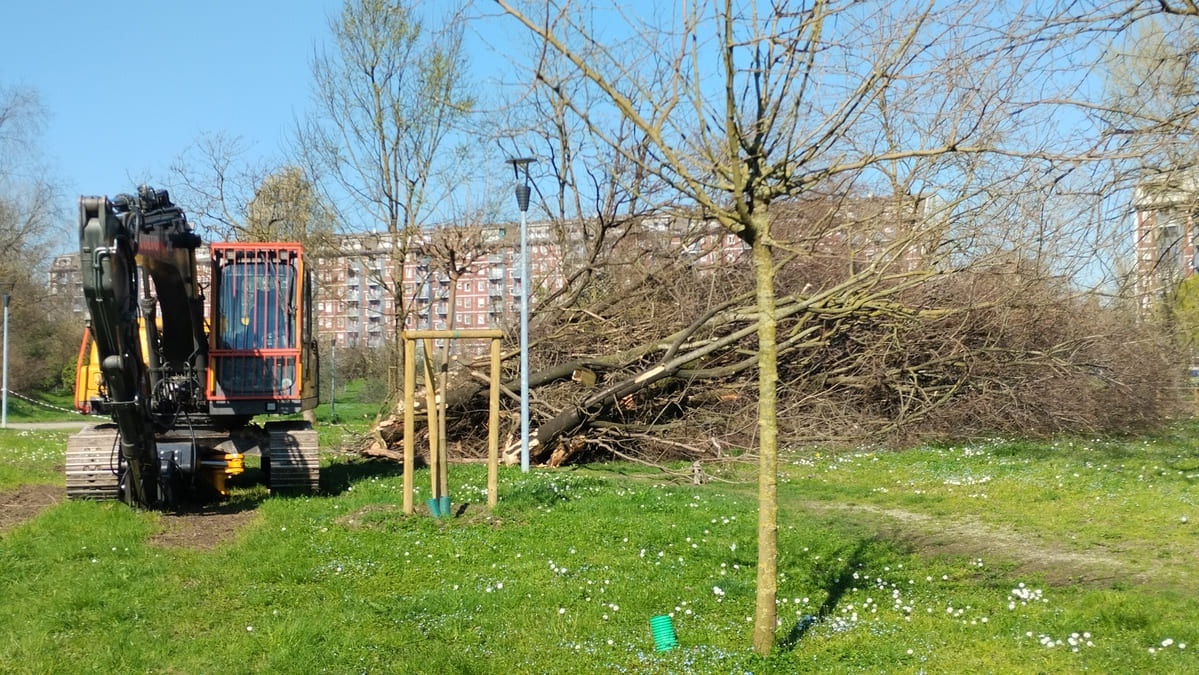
[398,329,505,515]
[438,341,451,501]
[488,336,501,508]
[438,427,450,499]
[423,338,440,501]
[402,336,415,514]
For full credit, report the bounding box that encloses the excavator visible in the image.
[67,185,320,508]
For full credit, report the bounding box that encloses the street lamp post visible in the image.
[2,292,9,429]
[330,336,336,423]
[507,157,536,473]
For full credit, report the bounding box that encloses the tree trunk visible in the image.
[390,238,406,391]
[750,228,779,655]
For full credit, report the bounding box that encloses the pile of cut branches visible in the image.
[370,212,1181,468]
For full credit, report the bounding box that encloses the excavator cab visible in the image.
[206,243,318,418]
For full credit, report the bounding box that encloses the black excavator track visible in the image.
[65,422,321,503]
[265,421,321,494]
[65,424,122,500]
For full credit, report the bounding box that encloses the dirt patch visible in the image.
[337,503,401,528]
[149,506,259,551]
[0,484,64,532]
[797,500,1142,587]
[0,482,257,550]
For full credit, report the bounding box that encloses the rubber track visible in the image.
[267,422,320,494]
[65,425,121,500]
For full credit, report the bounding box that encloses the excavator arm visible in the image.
[78,186,205,506]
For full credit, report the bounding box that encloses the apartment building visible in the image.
[309,224,568,348]
[1133,170,1199,313]
[50,221,570,350]
[51,197,927,348]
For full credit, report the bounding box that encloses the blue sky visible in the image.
[1,0,341,248]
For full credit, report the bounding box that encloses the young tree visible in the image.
[299,0,475,376]
[495,0,1128,653]
[244,165,338,249]
[170,135,337,248]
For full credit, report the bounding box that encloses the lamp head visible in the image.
[506,157,536,212]
[506,157,536,182]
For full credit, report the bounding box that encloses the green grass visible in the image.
[2,390,85,422]
[1,426,1197,672]
[307,382,384,449]
[771,429,1199,589]
[0,428,72,489]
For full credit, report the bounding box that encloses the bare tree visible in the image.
[299,0,475,377]
[0,82,75,392]
[169,132,267,240]
[493,0,1143,653]
[1101,6,1199,344]
[1104,4,1199,161]
[0,83,56,260]
[170,134,336,245]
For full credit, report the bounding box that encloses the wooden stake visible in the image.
[402,335,415,514]
[422,338,440,500]
[488,336,501,508]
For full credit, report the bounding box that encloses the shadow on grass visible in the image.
[319,456,411,495]
[195,455,413,511]
[779,539,876,651]
[168,469,267,516]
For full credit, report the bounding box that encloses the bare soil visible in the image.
[149,506,259,551]
[0,484,63,532]
[0,483,256,550]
